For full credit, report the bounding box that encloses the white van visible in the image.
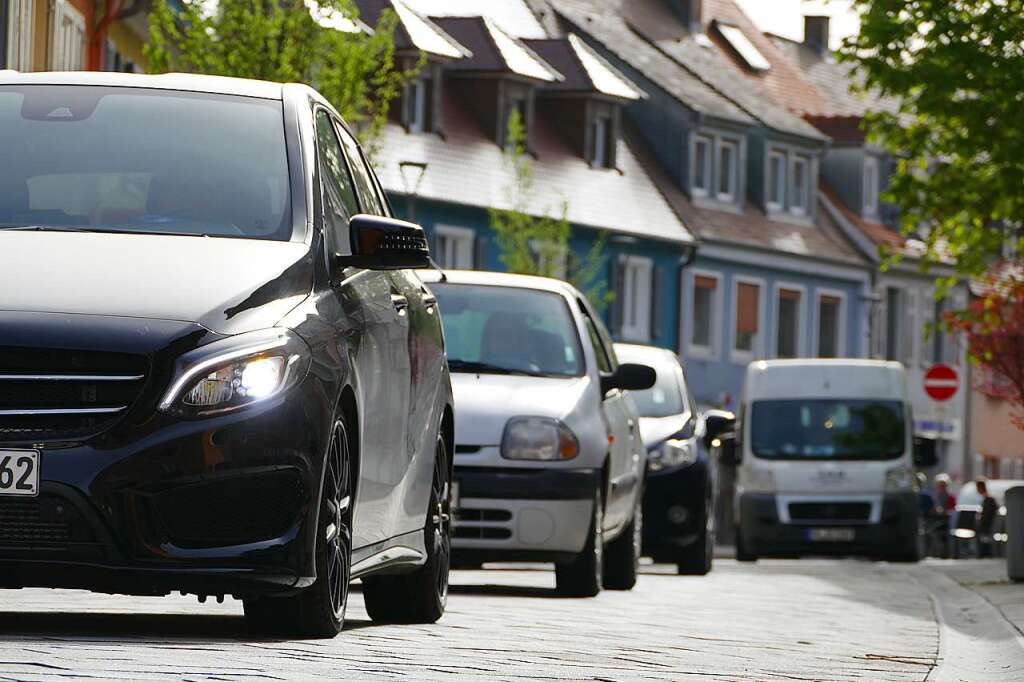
[731,360,929,562]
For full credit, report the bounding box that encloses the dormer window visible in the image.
[767,150,786,211]
[791,154,810,215]
[764,145,816,218]
[500,83,532,150]
[401,63,441,134]
[692,135,712,197]
[586,102,618,169]
[863,155,879,217]
[716,138,739,202]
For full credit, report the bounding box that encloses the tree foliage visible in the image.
[839,0,1024,284]
[488,110,609,308]
[144,0,411,146]
[945,276,1024,428]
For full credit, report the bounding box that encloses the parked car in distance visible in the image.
[420,270,655,596]
[613,343,721,575]
[733,360,936,562]
[950,479,1024,558]
[0,72,455,638]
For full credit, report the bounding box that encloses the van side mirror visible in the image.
[339,214,431,270]
[601,363,656,394]
[913,436,938,468]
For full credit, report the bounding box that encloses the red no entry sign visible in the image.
[924,364,959,402]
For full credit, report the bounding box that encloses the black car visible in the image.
[0,72,454,638]
[613,344,727,575]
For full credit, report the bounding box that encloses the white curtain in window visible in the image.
[6,0,34,70]
[51,0,86,71]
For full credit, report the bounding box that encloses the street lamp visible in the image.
[398,160,428,223]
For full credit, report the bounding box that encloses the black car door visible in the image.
[313,109,408,548]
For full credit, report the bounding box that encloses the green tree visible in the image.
[839,0,1024,285]
[488,110,610,308]
[145,0,411,146]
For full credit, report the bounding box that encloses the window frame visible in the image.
[434,224,475,270]
[619,255,654,343]
[863,155,880,217]
[766,149,787,212]
[5,0,33,71]
[814,288,847,358]
[716,137,739,202]
[773,281,806,359]
[789,153,811,216]
[690,134,713,198]
[685,268,722,360]
[50,0,86,71]
[730,275,766,362]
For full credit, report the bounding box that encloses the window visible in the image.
[690,273,719,354]
[4,0,33,70]
[791,154,810,215]
[620,256,653,342]
[51,0,86,71]
[589,114,615,168]
[776,287,802,358]
[316,110,360,242]
[403,70,434,134]
[335,124,384,215]
[885,287,902,361]
[717,139,739,202]
[716,22,771,72]
[864,155,879,216]
[692,135,712,197]
[501,89,529,150]
[767,150,786,211]
[733,280,761,355]
[816,292,844,358]
[578,300,614,375]
[103,40,137,73]
[434,226,475,270]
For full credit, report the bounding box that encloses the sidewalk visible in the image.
[928,558,1024,635]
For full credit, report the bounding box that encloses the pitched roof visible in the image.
[354,0,471,60]
[431,16,563,82]
[402,0,549,39]
[625,124,863,265]
[548,0,755,125]
[768,33,904,120]
[373,90,695,245]
[524,35,646,101]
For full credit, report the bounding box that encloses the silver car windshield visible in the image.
[750,399,905,460]
[0,86,292,240]
[431,283,585,378]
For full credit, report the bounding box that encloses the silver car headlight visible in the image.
[648,439,698,472]
[159,329,311,417]
[501,417,579,461]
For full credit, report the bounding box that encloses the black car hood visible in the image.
[0,231,314,335]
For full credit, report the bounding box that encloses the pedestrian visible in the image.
[975,478,999,558]
[934,473,957,514]
[932,473,957,557]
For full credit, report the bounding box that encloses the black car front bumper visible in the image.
[738,493,920,558]
[0,375,331,598]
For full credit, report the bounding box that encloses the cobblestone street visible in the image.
[0,559,1021,681]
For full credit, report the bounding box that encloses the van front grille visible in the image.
[0,346,148,443]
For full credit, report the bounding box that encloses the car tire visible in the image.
[363,434,452,624]
[244,418,353,639]
[603,486,642,590]
[735,523,756,563]
[678,492,714,575]
[556,485,603,597]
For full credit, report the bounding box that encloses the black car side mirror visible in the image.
[601,363,656,394]
[913,436,938,468]
[703,409,736,449]
[339,214,431,270]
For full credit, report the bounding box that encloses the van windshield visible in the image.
[0,86,292,240]
[750,399,905,460]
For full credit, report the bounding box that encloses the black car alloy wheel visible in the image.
[324,419,353,621]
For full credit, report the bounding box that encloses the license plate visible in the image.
[807,527,855,542]
[450,481,460,512]
[0,450,40,497]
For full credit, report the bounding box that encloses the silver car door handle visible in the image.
[391,294,409,316]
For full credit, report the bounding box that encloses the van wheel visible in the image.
[556,486,603,597]
[244,418,352,638]
[603,488,642,590]
[363,434,451,623]
[735,524,756,563]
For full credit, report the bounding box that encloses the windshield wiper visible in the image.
[447,360,515,375]
[0,225,97,232]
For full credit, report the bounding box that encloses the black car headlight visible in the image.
[159,329,311,417]
[648,439,698,472]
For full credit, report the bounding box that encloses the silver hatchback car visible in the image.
[421,271,655,596]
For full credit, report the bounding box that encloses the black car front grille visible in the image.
[0,494,98,546]
[154,471,306,549]
[789,502,872,523]
[0,346,148,442]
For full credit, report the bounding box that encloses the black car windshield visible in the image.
[0,86,292,240]
[431,283,584,378]
[628,360,687,418]
[750,399,906,460]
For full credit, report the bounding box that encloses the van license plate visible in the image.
[0,450,40,497]
[807,528,855,542]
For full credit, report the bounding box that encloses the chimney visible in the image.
[669,0,704,32]
[804,15,830,55]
